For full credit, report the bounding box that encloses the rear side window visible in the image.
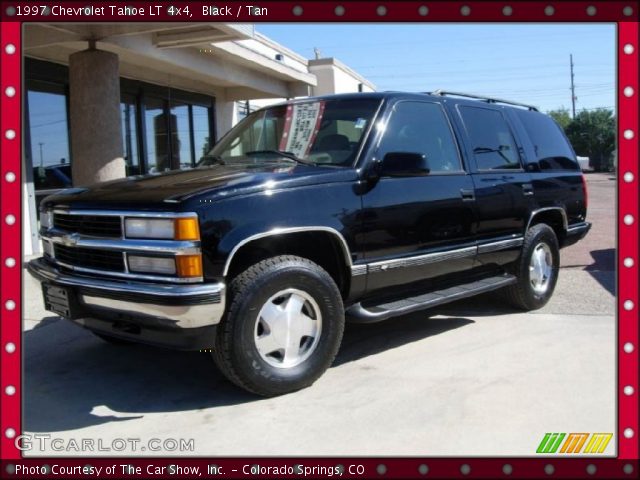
[515,110,579,170]
[459,106,521,170]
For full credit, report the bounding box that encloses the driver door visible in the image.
[361,100,478,294]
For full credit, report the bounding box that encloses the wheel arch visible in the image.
[526,207,568,243]
[223,227,353,297]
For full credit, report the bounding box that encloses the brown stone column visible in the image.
[69,48,125,186]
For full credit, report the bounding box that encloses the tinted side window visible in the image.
[378,101,462,173]
[459,106,521,170]
[515,110,579,170]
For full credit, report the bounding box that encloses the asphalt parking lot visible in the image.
[22,173,616,457]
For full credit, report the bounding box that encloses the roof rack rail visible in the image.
[426,90,539,111]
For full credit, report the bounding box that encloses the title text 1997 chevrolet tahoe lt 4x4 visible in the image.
[28,91,591,396]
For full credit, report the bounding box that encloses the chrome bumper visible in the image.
[27,257,225,329]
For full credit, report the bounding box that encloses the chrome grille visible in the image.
[53,213,122,238]
[54,245,124,272]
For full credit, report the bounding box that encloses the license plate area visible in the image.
[43,284,79,319]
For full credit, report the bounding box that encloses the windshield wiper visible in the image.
[245,150,315,166]
[198,154,225,166]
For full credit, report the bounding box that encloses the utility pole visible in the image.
[570,54,576,119]
[38,142,44,168]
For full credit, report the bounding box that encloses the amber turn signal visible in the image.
[176,254,203,278]
[174,217,200,241]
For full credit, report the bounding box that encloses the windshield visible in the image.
[200,98,380,167]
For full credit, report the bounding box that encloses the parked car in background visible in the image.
[577,156,591,171]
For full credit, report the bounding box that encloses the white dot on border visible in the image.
[5,342,16,353]
[5,86,15,97]
[5,171,16,183]
[503,464,513,475]
[5,214,15,225]
[624,300,634,311]
[586,6,597,15]
[623,385,635,396]
[544,5,555,15]
[418,464,429,475]
[292,5,303,15]
[544,464,554,475]
[586,464,597,475]
[5,385,15,396]
[4,44,16,55]
[623,428,634,439]
[623,257,634,268]
[624,129,635,140]
[460,464,471,475]
[418,5,429,15]
[334,5,345,15]
[377,5,387,16]
[623,6,634,16]
[624,44,635,55]
[624,171,635,182]
[624,86,635,97]
[5,257,16,268]
[460,5,471,16]
[623,463,634,474]
[5,300,15,311]
[502,6,513,16]
[5,129,16,140]
[624,214,634,225]
[5,428,16,439]
[624,342,635,353]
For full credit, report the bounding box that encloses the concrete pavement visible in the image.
[21,173,616,457]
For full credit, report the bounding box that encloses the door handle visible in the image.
[501,175,515,181]
[522,183,534,196]
[460,189,475,201]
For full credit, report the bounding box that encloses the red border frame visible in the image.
[1,2,638,478]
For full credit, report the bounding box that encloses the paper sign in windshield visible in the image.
[279,102,326,158]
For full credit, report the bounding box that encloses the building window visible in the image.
[192,105,211,162]
[121,95,140,176]
[170,101,194,169]
[27,83,73,213]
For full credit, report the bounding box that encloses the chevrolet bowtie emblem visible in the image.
[61,233,80,247]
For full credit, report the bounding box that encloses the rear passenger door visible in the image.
[361,100,477,294]
[450,104,533,266]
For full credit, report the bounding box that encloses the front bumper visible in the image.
[27,257,225,350]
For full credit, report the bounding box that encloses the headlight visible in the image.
[40,211,53,229]
[124,217,200,240]
[128,255,176,275]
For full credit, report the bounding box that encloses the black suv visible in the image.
[28,91,590,396]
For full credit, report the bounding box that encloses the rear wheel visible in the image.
[212,255,345,396]
[504,223,560,310]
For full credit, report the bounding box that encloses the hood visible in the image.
[41,161,358,210]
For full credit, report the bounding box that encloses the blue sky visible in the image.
[257,23,616,113]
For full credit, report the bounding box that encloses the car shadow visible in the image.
[23,313,473,433]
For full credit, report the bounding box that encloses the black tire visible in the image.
[91,331,134,345]
[212,255,345,396]
[503,223,560,311]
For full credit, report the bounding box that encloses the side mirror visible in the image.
[380,152,430,177]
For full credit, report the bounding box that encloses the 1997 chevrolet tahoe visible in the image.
[28,91,591,396]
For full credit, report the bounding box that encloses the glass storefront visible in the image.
[24,58,216,253]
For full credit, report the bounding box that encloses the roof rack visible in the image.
[426,90,538,111]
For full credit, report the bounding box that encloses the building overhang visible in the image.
[24,23,316,100]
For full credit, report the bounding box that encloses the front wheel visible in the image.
[212,255,345,396]
[503,223,560,310]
